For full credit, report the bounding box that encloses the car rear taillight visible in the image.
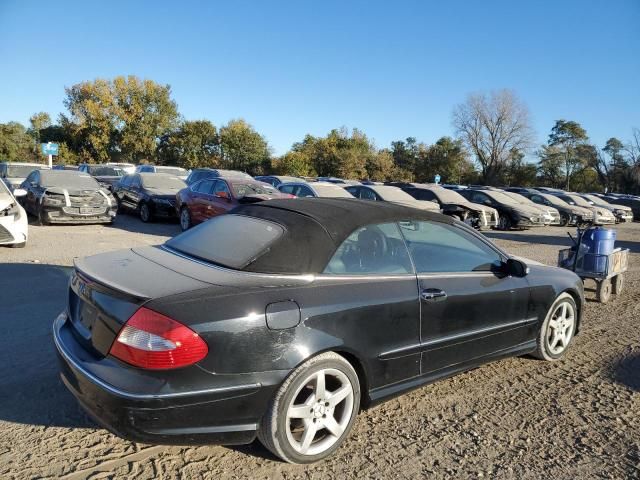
[109,307,208,370]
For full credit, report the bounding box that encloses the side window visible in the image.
[297,186,315,197]
[196,180,215,194]
[531,195,543,204]
[323,223,412,275]
[399,221,502,273]
[360,188,378,201]
[417,190,436,201]
[345,186,358,197]
[0,165,6,177]
[214,180,231,197]
[130,176,141,188]
[279,185,295,195]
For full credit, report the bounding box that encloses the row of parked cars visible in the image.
[0,161,638,249]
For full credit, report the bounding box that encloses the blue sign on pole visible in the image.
[41,142,59,155]
[434,174,441,184]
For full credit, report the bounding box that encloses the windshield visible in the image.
[89,166,123,176]
[502,191,532,204]
[484,190,519,204]
[156,166,187,175]
[375,186,416,202]
[539,193,570,207]
[166,214,284,270]
[432,188,467,203]
[584,194,607,205]
[141,175,186,189]
[567,194,592,207]
[40,171,100,189]
[232,182,275,198]
[6,165,40,178]
[314,184,353,198]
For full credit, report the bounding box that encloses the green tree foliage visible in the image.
[502,148,537,186]
[219,119,271,175]
[28,112,52,155]
[61,76,179,162]
[0,122,36,161]
[272,151,315,177]
[158,120,219,169]
[547,119,589,190]
[291,128,373,179]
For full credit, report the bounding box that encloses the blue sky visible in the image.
[1,0,638,155]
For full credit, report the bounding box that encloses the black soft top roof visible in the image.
[230,198,452,274]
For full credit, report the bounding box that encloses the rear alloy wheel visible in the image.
[37,206,49,226]
[139,203,153,223]
[534,293,577,361]
[180,207,192,231]
[258,352,360,464]
[559,213,571,226]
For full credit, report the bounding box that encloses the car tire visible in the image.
[37,206,49,226]
[139,203,153,223]
[180,207,192,231]
[258,352,360,464]
[498,215,511,231]
[533,293,577,361]
[559,213,570,226]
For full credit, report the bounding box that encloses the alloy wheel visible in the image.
[545,301,575,355]
[180,207,191,231]
[284,368,354,456]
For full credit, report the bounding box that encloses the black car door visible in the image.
[398,220,533,374]
[127,175,143,208]
[313,222,421,391]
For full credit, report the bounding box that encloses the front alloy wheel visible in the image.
[259,352,360,463]
[498,215,511,231]
[139,203,152,223]
[534,293,577,361]
[180,207,191,231]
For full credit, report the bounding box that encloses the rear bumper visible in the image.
[53,312,284,445]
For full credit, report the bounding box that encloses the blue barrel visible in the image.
[581,227,616,273]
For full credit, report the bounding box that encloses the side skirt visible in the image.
[365,340,536,408]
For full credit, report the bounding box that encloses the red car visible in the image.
[176,177,291,230]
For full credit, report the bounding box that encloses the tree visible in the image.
[417,136,472,184]
[112,76,179,162]
[219,119,271,174]
[158,120,219,169]
[503,148,537,186]
[547,119,589,190]
[0,122,36,162]
[536,144,565,188]
[61,76,179,162]
[365,149,395,181]
[272,151,315,176]
[390,137,420,174]
[28,112,52,155]
[452,89,534,184]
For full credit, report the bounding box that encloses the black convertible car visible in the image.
[54,199,583,463]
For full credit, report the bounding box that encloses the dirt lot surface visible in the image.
[1,215,638,479]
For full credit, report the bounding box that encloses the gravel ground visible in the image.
[0,214,638,479]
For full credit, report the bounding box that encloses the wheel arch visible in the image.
[561,287,583,334]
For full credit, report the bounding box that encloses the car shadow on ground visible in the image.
[607,351,640,392]
[0,263,95,429]
[108,212,181,237]
[485,230,640,253]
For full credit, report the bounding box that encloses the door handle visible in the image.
[421,288,447,302]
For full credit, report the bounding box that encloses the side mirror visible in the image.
[504,258,529,277]
[483,200,492,206]
[13,188,27,197]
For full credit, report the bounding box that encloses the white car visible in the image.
[0,181,28,248]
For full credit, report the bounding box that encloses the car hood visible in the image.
[509,203,547,216]
[44,186,107,196]
[145,187,182,196]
